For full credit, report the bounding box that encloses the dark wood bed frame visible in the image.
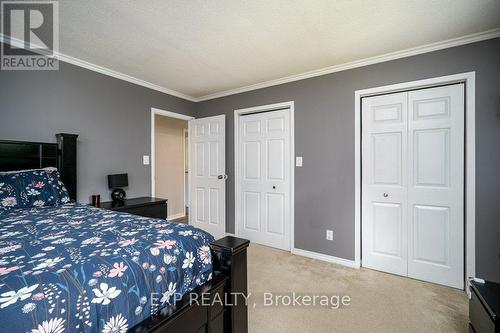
[0,134,250,333]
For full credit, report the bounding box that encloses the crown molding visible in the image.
[194,28,500,101]
[2,28,500,103]
[0,34,197,102]
[57,52,197,102]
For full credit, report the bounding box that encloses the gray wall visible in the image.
[0,55,196,202]
[1,38,498,282]
[195,37,500,282]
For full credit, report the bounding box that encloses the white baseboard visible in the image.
[291,248,359,269]
[167,213,186,220]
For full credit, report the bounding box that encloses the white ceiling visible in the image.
[58,0,500,100]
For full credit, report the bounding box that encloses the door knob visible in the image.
[218,174,228,180]
[383,192,389,197]
[273,186,276,190]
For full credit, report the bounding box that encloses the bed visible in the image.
[0,134,249,333]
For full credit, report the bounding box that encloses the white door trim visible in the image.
[183,128,189,209]
[354,72,476,288]
[234,101,295,251]
[150,107,194,206]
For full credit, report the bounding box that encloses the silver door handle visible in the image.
[383,193,389,197]
[218,174,228,180]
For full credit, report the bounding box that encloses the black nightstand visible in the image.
[96,197,168,219]
[469,280,500,333]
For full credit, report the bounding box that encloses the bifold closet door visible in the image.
[407,84,464,289]
[238,109,291,251]
[362,92,408,276]
[362,84,464,289]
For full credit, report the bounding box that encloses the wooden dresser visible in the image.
[470,280,500,333]
[97,196,168,219]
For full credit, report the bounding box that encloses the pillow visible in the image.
[43,167,71,204]
[0,169,59,209]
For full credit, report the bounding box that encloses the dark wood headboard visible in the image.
[0,133,78,201]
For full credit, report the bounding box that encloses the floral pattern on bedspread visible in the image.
[0,203,214,333]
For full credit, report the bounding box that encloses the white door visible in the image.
[189,115,226,239]
[362,84,464,289]
[238,109,291,250]
[362,92,408,276]
[407,85,464,289]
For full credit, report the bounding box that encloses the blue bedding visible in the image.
[0,203,214,333]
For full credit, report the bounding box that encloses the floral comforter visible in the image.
[0,203,214,333]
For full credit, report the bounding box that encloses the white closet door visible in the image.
[407,84,464,289]
[362,84,464,289]
[238,109,291,250]
[362,92,408,276]
[188,115,226,239]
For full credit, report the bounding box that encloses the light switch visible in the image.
[143,155,150,165]
[295,156,303,167]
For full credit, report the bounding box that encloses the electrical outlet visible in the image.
[143,155,150,165]
[326,230,333,241]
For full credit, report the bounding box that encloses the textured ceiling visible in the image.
[58,0,500,98]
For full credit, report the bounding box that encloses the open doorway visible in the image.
[151,108,194,223]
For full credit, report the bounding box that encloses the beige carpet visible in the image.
[247,244,468,333]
